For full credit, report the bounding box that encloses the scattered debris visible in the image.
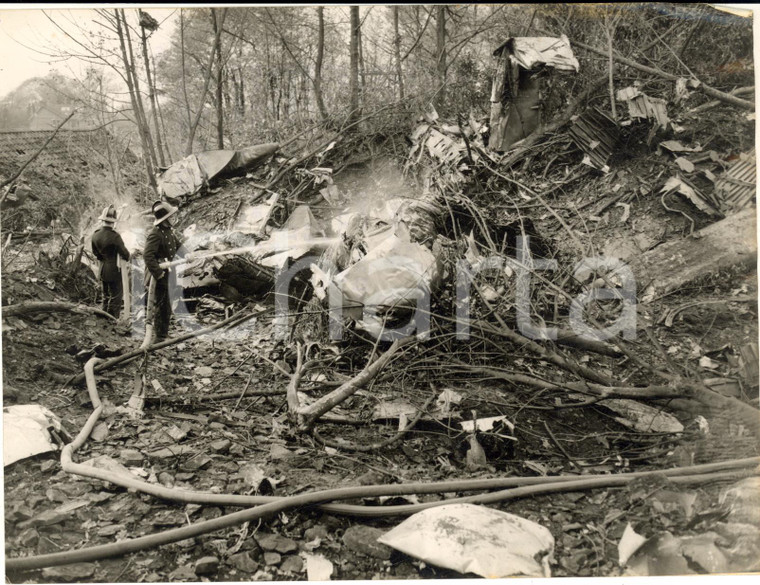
[489,35,579,151]
[617,86,669,127]
[379,504,555,577]
[3,405,64,466]
[617,523,647,566]
[715,149,756,213]
[568,108,620,172]
[660,176,722,217]
[157,143,279,203]
[304,553,333,581]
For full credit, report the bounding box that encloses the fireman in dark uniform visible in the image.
[91,205,130,318]
[143,201,182,342]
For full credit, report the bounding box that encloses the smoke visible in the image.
[339,158,417,217]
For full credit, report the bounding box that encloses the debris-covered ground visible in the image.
[3,8,760,583]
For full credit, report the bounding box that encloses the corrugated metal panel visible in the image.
[715,150,756,213]
[568,108,620,172]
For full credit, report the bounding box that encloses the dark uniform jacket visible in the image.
[91,226,130,282]
[144,223,182,283]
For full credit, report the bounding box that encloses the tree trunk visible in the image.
[180,10,193,134]
[314,6,328,122]
[185,7,228,156]
[358,18,367,110]
[348,6,361,124]
[393,6,405,101]
[211,8,225,150]
[140,25,166,167]
[121,9,158,172]
[114,10,157,193]
[435,5,447,108]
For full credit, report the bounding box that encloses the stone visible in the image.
[209,421,225,431]
[97,524,122,537]
[304,525,330,543]
[7,503,34,524]
[91,422,109,442]
[199,507,223,521]
[88,492,113,504]
[175,472,195,482]
[46,487,68,503]
[41,563,96,581]
[263,552,282,566]
[195,555,219,576]
[18,507,70,529]
[270,444,294,461]
[40,460,56,473]
[195,366,215,377]
[229,443,245,455]
[158,471,175,488]
[257,532,298,553]
[229,551,260,573]
[342,525,392,560]
[180,453,212,472]
[18,528,39,547]
[166,425,188,441]
[211,439,231,453]
[119,449,144,465]
[37,536,61,555]
[168,565,197,580]
[280,555,304,574]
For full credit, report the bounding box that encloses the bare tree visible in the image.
[114,9,158,192]
[348,6,361,123]
[211,8,225,149]
[314,6,328,122]
[185,7,228,156]
[392,6,405,100]
[436,5,447,107]
[138,10,167,166]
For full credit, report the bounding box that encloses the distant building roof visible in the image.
[0,128,137,170]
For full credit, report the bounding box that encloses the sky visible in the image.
[0,6,178,99]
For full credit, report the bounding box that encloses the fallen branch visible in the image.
[298,337,416,430]
[312,395,436,452]
[2,301,115,321]
[451,360,688,400]
[67,309,264,386]
[687,86,754,115]
[572,40,755,110]
[468,284,614,386]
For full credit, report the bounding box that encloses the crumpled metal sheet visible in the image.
[715,150,756,213]
[617,87,670,127]
[158,154,206,201]
[3,405,63,466]
[157,144,279,201]
[569,108,620,172]
[494,35,580,71]
[195,149,237,180]
[378,503,555,578]
[229,143,280,173]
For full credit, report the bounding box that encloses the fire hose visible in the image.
[6,357,759,572]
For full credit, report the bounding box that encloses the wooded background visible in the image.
[0,4,753,204]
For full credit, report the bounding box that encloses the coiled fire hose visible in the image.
[6,357,759,572]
